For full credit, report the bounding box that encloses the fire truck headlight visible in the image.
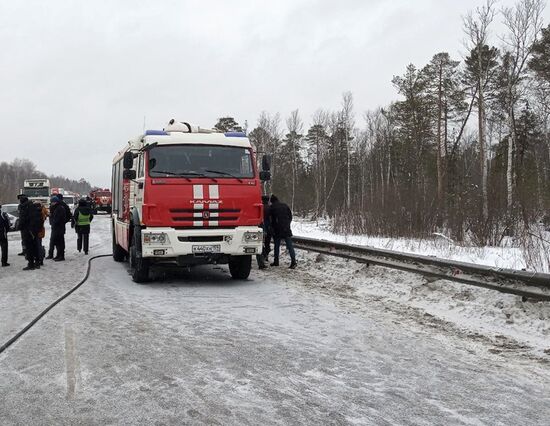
[143,232,170,245]
[243,231,263,243]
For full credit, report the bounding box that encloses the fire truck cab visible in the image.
[111,121,270,282]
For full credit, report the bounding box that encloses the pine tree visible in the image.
[213,117,243,133]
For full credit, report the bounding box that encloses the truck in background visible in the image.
[111,120,271,282]
[90,188,112,214]
[22,178,51,207]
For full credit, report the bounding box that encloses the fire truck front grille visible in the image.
[169,208,240,214]
[169,207,241,226]
[172,216,239,222]
[177,236,224,242]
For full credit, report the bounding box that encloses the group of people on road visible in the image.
[0,194,94,271]
[257,194,297,270]
[2,191,294,272]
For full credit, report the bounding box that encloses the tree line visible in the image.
[0,159,94,204]
[217,0,550,249]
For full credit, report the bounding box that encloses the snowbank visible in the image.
[292,219,547,272]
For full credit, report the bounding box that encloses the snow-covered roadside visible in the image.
[272,247,550,359]
[292,219,546,272]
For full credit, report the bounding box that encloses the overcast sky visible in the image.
[1,0,549,187]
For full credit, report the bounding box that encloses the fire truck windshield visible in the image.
[148,145,254,179]
[24,187,49,197]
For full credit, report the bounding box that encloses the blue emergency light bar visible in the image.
[224,132,247,137]
[145,130,169,136]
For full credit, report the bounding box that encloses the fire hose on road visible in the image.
[0,254,112,355]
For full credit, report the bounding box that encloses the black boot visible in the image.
[53,256,65,262]
[270,260,279,267]
[45,254,54,260]
[23,263,35,271]
[289,260,297,269]
[1,263,10,267]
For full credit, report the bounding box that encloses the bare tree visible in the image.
[341,92,355,210]
[463,0,497,223]
[501,0,545,212]
[285,109,303,210]
[251,111,282,192]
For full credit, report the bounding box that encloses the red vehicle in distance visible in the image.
[90,188,112,214]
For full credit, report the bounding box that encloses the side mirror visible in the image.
[123,152,134,170]
[123,169,137,180]
[261,154,271,172]
[259,171,271,182]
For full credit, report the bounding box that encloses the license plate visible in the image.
[192,244,221,254]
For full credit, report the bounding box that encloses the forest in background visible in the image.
[0,159,93,204]
[215,0,550,259]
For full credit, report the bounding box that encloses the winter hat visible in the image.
[50,196,60,203]
[78,199,87,206]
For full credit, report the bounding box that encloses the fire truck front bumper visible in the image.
[140,226,264,260]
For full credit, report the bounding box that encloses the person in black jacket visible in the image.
[268,195,297,269]
[0,205,10,267]
[16,194,26,256]
[57,194,74,226]
[72,199,94,254]
[256,195,271,270]
[261,195,272,261]
[48,196,67,261]
[18,195,42,270]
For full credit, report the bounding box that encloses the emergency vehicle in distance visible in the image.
[22,178,51,207]
[89,188,112,214]
[111,120,271,282]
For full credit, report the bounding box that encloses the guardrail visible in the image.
[292,236,550,301]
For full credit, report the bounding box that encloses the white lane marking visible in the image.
[208,184,219,199]
[193,184,204,199]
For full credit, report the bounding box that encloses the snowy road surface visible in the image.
[1,216,549,425]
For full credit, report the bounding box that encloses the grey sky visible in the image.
[1,0,548,187]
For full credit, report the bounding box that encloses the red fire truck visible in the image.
[111,121,271,282]
[90,188,112,214]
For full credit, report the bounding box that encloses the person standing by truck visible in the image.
[73,199,94,254]
[0,204,10,267]
[47,196,67,261]
[269,195,297,269]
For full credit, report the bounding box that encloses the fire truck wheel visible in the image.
[130,230,150,283]
[228,255,252,280]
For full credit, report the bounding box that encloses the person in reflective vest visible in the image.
[72,199,94,255]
